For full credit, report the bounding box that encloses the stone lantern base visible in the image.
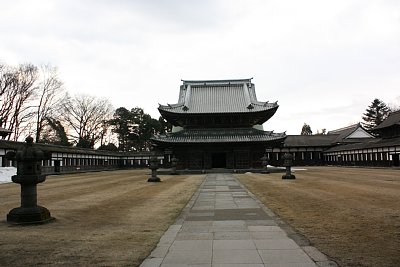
[282,174,296,179]
[148,176,161,182]
[7,206,54,225]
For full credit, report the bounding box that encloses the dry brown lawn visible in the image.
[236,167,400,267]
[0,169,205,267]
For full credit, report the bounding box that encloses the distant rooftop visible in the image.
[373,110,400,130]
[328,123,374,143]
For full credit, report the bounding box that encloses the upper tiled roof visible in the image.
[158,79,278,114]
[373,110,400,130]
[151,128,286,144]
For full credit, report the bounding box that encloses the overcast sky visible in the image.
[1,0,399,134]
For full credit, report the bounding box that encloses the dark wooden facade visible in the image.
[0,139,156,174]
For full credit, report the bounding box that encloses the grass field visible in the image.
[236,167,400,267]
[1,167,399,267]
[0,170,205,267]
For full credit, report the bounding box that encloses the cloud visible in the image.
[0,0,399,134]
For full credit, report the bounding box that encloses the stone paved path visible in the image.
[140,173,332,267]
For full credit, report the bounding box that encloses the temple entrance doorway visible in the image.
[212,152,226,168]
[393,154,399,167]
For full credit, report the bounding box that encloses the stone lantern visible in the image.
[260,154,269,174]
[0,127,12,138]
[282,153,296,179]
[170,156,178,175]
[148,152,161,182]
[5,136,54,224]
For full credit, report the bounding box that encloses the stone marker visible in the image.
[260,153,270,174]
[5,136,54,224]
[170,156,178,175]
[282,153,296,179]
[148,152,161,182]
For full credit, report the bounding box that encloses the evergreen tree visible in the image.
[39,117,71,146]
[301,123,313,135]
[362,99,391,129]
[108,107,168,151]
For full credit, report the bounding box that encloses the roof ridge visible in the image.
[182,79,252,85]
[328,123,359,133]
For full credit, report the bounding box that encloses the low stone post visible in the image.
[148,153,161,182]
[282,153,296,179]
[5,136,54,224]
[170,156,178,175]
[260,154,269,174]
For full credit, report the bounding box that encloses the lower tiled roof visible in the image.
[284,135,339,147]
[324,136,400,152]
[151,128,286,144]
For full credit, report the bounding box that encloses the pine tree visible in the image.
[301,123,313,135]
[362,98,391,129]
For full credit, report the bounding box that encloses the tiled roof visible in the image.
[327,123,374,143]
[159,79,278,114]
[284,135,339,147]
[373,110,400,130]
[324,136,400,152]
[151,128,286,144]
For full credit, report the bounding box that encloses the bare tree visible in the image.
[62,94,113,148]
[0,63,38,140]
[35,65,64,142]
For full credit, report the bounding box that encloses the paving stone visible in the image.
[163,250,212,265]
[170,240,213,251]
[254,239,299,249]
[183,221,213,226]
[302,246,329,262]
[189,212,215,217]
[139,257,163,267]
[213,231,252,240]
[161,264,211,267]
[214,208,270,221]
[315,261,338,267]
[250,231,288,240]
[150,245,170,258]
[212,264,264,267]
[212,225,248,232]
[248,226,285,232]
[212,249,263,264]
[245,220,276,226]
[175,232,214,240]
[264,263,317,267]
[157,236,176,246]
[213,240,256,250]
[213,220,246,226]
[180,225,212,233]
[258,249,316,265]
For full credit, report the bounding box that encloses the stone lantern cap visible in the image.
[6,136,47,180]
[0,127,12,137]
